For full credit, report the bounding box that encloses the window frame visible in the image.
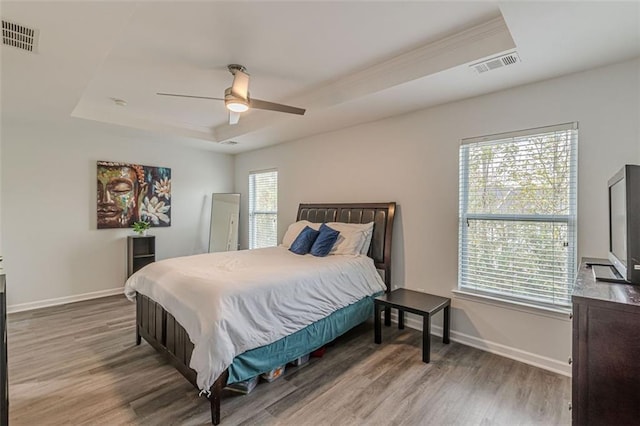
[248,169,278,250]
[458,122,578,310]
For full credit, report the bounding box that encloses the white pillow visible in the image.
[326,222,374,256]
[358,223,375,255]
[281,220,320,248]
[282,220,375,255]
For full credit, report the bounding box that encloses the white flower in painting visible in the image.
[154,177,171,200]
[140,196,170,225]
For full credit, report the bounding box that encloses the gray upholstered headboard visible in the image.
[296,202,396,292]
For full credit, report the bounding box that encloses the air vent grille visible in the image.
[471,52,520,74]
[2,20,38,52]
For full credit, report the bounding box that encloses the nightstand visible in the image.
[127,235,156,278]
[374,289,451,363]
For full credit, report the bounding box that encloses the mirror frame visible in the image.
[208,193,241,253]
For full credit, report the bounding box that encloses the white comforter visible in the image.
[124,246,386,391]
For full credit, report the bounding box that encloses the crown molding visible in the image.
[214,15,515,143]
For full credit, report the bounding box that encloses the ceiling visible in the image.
[1,1,639,153]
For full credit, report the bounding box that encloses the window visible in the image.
[458,123,577,308]
[249,169,278,249]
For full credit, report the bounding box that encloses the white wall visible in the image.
[0,130,2,263]
[234,58,640,374]
[1,119,234,309]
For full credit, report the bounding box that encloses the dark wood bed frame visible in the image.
[135,202,396,424]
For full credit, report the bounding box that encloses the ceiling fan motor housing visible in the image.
[224,87,249,112]
[227,64,247,75]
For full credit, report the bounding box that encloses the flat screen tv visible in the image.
[608,164,640,284]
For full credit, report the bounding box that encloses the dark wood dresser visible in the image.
[571,258,640,425]
[0,274,7,426]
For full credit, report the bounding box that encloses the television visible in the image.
[608,164,640,284]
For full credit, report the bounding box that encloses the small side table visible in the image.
[374,289,451,363]
[127,235,156,278]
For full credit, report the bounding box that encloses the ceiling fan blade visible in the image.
[230,70,250,100]
[229,111,241,125]
[249,98,306,115]
[157,92,224,101]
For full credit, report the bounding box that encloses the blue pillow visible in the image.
[310,223,340,257]
[289,226,320,255]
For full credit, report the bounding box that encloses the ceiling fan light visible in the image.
[225,100,249,113]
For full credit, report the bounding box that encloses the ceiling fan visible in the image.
[157,64,306,125]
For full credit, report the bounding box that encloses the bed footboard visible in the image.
[136,293,227,424]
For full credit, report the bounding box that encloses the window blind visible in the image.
[458,123,578,308]
[249,169,278,249]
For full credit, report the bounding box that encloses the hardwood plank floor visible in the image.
[7,295,571,425]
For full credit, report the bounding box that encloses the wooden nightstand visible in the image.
[374,289,451,363]
[127,235,156,278]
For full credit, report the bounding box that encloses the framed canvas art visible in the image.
[97,161,171,229]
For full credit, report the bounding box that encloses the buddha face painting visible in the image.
[97,163,142,228]
[97,161,171,229]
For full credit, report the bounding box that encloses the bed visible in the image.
[125,202,395,424]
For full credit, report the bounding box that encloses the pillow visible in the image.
[329,227,366,256]
[359,225,374,255]
[326,222,374,256]
[281,220,320,248]
[310,224,340,257]
[289,226,320,255]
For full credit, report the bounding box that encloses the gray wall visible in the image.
[1,119,234,309]
[233,58,640,374]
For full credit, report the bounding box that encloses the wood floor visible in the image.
[7,295,571,425]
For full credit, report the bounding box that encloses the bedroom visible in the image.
[1,1,639,424]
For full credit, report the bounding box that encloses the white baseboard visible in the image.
[386,311,571,377]
[8,287,124,314]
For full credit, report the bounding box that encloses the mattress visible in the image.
[124,246,386,391]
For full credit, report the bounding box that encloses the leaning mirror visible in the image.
[209,193,240,252]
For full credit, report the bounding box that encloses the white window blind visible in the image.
[249,169,278,249]
[458,123,578,308]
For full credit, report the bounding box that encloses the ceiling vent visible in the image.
[470,52,520,74]
[2,20,38,52]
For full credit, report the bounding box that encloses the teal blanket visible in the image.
[227,294,378,383]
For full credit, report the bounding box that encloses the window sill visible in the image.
[452,289,572,321]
